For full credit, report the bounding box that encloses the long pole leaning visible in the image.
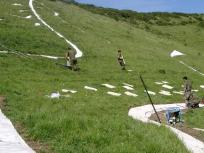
[140,75,161,123]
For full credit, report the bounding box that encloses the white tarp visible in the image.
[162,84,174,90]
[102,84,116,89]
[123,86,134,91]
[159,90,172,96]
[34,23,40,26]
[61,89,77,93]
[12,3,23,6]
[200,85,204,89]
[123,83,134,88]
[155,82,163,85]
[0,110,35,153]
[144,90,156,95]
[170,50,185,58]
[54,12,59,16]
[107,92,121,96]
[124,91,138,97]
[173,91,184,95]
[84,86,97,91]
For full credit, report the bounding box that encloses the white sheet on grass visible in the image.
[54,12,59,16]
[107,92,121,96]
[102,84,116,89]
[0,110,35,153]
[155,82,163,85]
[170,50,185,58]
[173,91,184,95]
[62,89,77,93]
[124,91,138,97]
[144,90,156,95]
[200,85,204,89]
[123,86,134,91]
[162,81,169,84]
[162,84,174,90]
[25,15,32,19]
[46,92,60,98]
[123,83,134,88]
[192,90,199,92]
[19,10,28,13]
[12,3,23,6]
[35,23,40,26]
[0,51,8,54]
[159,90,172,96]
[84,86,97,91]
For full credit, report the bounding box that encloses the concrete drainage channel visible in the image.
[128,103,204,153]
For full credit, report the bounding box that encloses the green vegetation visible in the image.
[185,108,204,129]
[72,1,204,26]
[0,0,204,152]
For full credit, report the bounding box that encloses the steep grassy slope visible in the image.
[0,0,204,153]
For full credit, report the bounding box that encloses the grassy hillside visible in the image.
[0,0,204,153]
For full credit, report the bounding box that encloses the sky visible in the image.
[75,0,204,13]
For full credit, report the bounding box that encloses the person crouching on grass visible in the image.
[117,49,126,70]
[65,47,79,71]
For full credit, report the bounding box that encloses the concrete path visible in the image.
[129,103,204,153]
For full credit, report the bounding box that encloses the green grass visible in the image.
[185,108,204,129]
[1,0,204,152]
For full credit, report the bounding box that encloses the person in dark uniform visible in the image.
[117,50,126,70]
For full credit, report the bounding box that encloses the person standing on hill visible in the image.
[117,50,126,70]
[183,76,193,107]
[65,47,78,71]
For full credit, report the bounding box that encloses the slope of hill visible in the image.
[0,0,204,153]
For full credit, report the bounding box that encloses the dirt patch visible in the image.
[14,122,51,153]
[150,109,204,142]
[0,96,52,153]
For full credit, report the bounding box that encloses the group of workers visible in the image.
[65,46,201,108]
[65,47,126,71]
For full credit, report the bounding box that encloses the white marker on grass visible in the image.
[107,92,121,96]
[162,81,169,84]
[173,91,184,95]
[144,90,156,95]
[155,82,163,85]
[200,85,204,89]
[124,91,138,97]
[54,12,59,16]
[35,23,40,26]
[102,84,116,89]
[62,89,77,93]
[25,15,32,19]
[162,84,174,90]
[12,3,23,6]
[84,86,97,91]
[170,50,185,58]
[159,90,171,96]
[123,86,134,91]
[123,83,134,88]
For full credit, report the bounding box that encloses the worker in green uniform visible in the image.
[117,50,126,70]
[183,76,193,108]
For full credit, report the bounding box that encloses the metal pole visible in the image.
[140,75,161,123]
